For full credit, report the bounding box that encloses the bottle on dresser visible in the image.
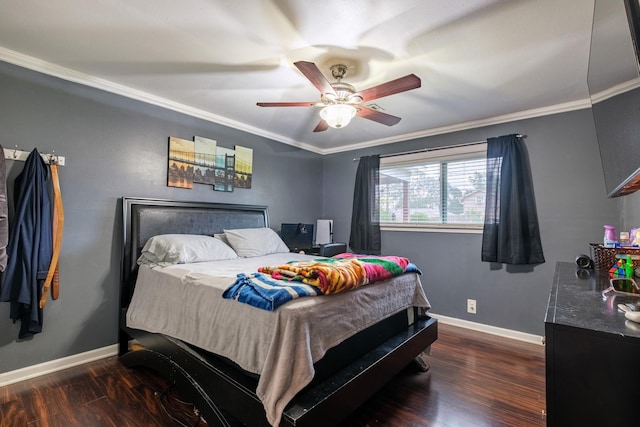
[604,225,616,248]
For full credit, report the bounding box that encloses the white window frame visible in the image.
[379,143,487,234]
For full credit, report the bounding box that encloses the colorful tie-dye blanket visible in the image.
[222,253,420,310]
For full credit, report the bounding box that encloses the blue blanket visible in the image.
[222,272,320,311]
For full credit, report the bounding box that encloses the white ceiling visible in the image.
[0,0,598,154]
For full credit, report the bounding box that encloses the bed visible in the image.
[118,197,438,426]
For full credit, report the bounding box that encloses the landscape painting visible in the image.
[234,145,253,189]
[167,137,194,189]
[168,136,252,192]
[213,146,235,192]
[193,136,217,185]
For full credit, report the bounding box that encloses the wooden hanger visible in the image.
[40,161,64,308]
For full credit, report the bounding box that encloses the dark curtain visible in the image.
[481,134,545,265]
[349,155,381,254]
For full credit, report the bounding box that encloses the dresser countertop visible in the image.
[545,262,640,338]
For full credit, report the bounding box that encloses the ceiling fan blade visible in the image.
[256,102,317,107]
[313,119,329,132]
[294,61,337,96]
[356,105,402,126]
[354,74,421,103]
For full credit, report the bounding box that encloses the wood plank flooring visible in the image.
[0,323,546,427]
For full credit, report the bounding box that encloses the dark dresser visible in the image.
[545,262,640,427]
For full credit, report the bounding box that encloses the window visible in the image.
[379,143,487,231]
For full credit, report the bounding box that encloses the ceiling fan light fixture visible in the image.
[319,104,357,129]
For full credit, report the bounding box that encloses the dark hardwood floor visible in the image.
[0,324,546,427]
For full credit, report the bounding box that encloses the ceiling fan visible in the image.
[257,61,421,132]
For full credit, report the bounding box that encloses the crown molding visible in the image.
[319,98,592,155]
[589,77,640,104]
[0,45,592,157]
[0,46,324,155]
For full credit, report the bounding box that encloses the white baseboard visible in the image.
[0,315,542,388]
[0,344,119,387]
[429,313,544,346]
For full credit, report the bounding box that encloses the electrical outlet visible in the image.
[467,299,477,314]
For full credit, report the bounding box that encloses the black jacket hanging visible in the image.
[0,148,53,339]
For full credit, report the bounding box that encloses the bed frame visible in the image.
[118,197,438,426]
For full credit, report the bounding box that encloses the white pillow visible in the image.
[213,233,230,246]
[137,234,237,266]
[223,228,290,257]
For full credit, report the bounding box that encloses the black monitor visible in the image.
[280,223,314,251]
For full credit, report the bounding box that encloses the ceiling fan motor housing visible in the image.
[326,64,362,104]
[323,81,360,105]
[330,64,348,80]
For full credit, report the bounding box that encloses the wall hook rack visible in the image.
[3,147,66,166]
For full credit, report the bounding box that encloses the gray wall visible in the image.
[623,192,640,230]
[0,61,323,373]
[322,108,620,335]
[0,56,633,374]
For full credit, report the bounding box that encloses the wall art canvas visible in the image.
[168,137,194,189]
[234,145,253,189]
[167,135,252,192]
[193,136,217,185]
[213,146,235,192]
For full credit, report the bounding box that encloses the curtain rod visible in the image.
[353,134,526,161]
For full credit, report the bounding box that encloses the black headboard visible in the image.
[120,197,268,308]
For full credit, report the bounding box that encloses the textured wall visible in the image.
[321,109,621,335]
[0,61,322,373]
[0,56,633,374]
[622,191,640,231]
